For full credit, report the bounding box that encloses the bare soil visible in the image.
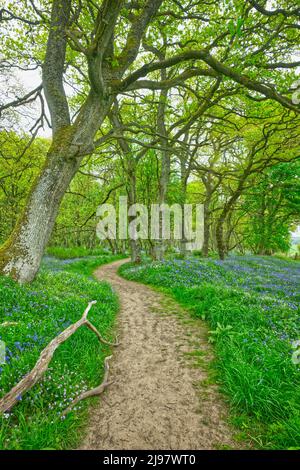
[80,259,237,450]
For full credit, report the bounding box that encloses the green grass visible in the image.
[46,246,119,259]
[119,256,300,449]
[0,253,123,450]
[44,253,125,278]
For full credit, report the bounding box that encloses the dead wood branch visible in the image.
[85,320,120,346]
[0,301,118,414]
[62,355,113,416]
[0,322,19,327]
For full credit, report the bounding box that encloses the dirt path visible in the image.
[80,259,237,450]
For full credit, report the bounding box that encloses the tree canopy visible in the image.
[0,0,299,281]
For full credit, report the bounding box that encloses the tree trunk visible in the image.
[255,190,266,255]
[130,239,141,263]
[179,163,188,257]
[109,103,142,263]
[215,176,248,260]
[152,241,164,261]
[202,200,211,257]
[0,88,112,283]
[128,167,141,263]
[0,147,81,282]
[201,174,216,257]
[0,118,94,282]
[216,217,226,261]
[152,154,170,261]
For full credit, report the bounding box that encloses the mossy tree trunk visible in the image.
[0,0,163,282]
[0,146,79,282]
[0,88,112,283]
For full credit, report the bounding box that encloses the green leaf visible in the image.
[228,19,236,37]
[236,18,244,37]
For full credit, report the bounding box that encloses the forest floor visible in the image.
[80,259,238,450]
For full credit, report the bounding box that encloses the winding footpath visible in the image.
[80,259,237,450]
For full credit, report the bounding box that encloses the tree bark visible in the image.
[216,217,226,261]
[128,170,142,263]
[202,181,213,257]
[0,90,112,283]
[179,151,188,257]
[0,141,82,282]
[201,172,218,257]
[202,201,210,257]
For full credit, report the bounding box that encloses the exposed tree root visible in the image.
[0,301,118,414]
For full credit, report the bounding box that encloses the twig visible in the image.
[0,322,19,327]
[62,355,113,416]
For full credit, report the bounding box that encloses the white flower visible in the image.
[291,340,300,365]
[292,350,300,365]
[292,340,300,349]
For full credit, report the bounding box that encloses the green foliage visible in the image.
[241,162,300,255]
[50,166,112,248]
[46,246,109,259]
[0,131,47,244]
[0,254,122,450]
[228,17,244,38]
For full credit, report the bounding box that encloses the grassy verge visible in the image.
[0,253,123,450]
[46,246,118,259]
[119,255,300,449]
[44,253,125,277]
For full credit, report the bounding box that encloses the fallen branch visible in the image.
[62,355,113,416]
[0,322,19,327]
[85,320,120,347]
[0,301,118,414]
